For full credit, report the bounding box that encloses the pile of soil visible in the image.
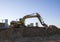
[0,25,60,42]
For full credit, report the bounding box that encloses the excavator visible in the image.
[10,13,48,28]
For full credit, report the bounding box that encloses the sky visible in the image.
[0,0,60,27]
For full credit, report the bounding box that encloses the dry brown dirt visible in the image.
[0,26,60,42]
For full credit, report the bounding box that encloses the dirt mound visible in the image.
[0,26,60,39]
[0,26,60,37]
[47,25,60,35]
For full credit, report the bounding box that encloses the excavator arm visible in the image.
[22,13,48,27]
[36,13,48,27]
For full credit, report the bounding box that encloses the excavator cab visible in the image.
[16,18,26,28]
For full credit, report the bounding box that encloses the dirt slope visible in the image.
[0,26,60,42]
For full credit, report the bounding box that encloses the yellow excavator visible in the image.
[10,13,48,28]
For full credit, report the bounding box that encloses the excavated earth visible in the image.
[0,26,60,42]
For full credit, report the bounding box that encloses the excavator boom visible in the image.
[22,13,48,27]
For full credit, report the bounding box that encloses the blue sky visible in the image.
[0,0,60,27]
